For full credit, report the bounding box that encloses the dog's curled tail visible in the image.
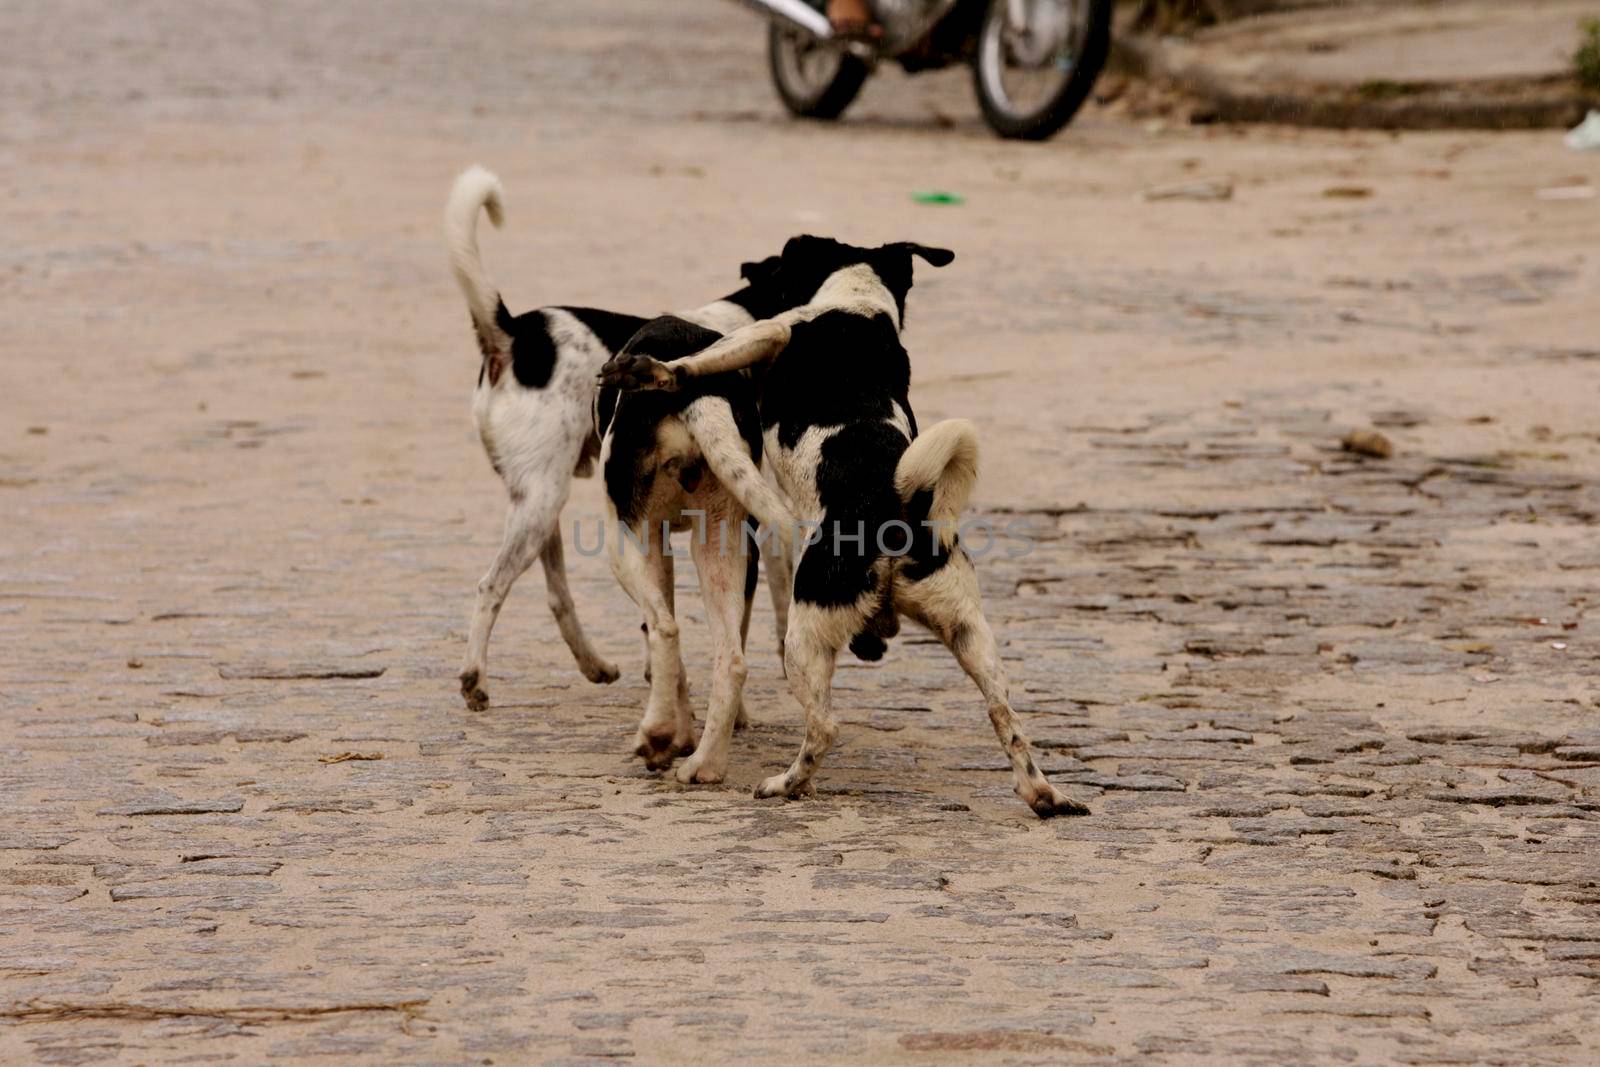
[895,418,979,551]
[445,165,511,355]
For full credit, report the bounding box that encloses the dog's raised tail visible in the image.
[895,418,979,550]
[445,165,510,356]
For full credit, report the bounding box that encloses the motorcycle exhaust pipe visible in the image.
[728,0,834,40]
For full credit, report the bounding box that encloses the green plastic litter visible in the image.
[911,190,965,205]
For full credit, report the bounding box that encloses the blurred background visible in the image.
[5,0,1596,510]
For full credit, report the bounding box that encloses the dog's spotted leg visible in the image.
[459,501,557,711]
[672,663,695,754]
[899,555,1089,819]
[677,506,752,784]
[755,608,840,801]
[539,527,619,685]
[680,395,793,721]
[732,542,758,732]
[606,524,694,770]
[764,516,795,676]
[660,552,696,760]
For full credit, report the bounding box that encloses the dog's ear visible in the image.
[740,255,782,285]
[897,243,955,268]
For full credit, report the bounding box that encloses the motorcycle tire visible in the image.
[768,23,870,121]
[972,0,1112,140]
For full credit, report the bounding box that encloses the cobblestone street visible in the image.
[3,2,1598,1063]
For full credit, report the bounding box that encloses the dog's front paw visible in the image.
[634,726,696,771]
[459,669,489,712]
[1025,784,1090,819]
[754,773,814,801]
[674,752,726,785]
[581,658,621,685]
[598,353,679,392]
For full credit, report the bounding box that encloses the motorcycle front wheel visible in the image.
[973,0,1111,140]
[768,24,870,120]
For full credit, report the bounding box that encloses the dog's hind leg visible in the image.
[607,523,695,770]
[677,503,751,784]
[681,394,791,722]
[460,499,557,711]
[539,526,619,685]
[660,552,695,751]
[764,519,795,674]
[733,546,758,731]
[896,553,1089,819]
[754,602,845,801]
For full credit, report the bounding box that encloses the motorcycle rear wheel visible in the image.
[768,24,871,120]
[972,0,1111,140]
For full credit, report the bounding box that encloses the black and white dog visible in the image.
[594,317,793,782]
[444,166,786,711]
[600,236,1088,818]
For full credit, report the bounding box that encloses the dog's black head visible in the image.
[777,236,955,326]
[722,253,787,319]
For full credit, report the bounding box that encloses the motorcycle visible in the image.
[732,0,1113,140]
